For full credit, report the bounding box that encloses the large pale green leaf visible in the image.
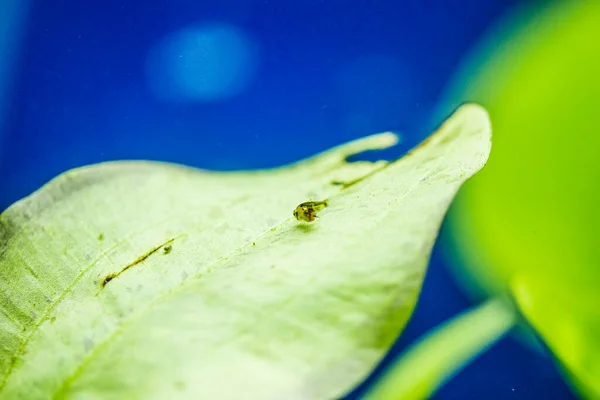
[0,104,490,400]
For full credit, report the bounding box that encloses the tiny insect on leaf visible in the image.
[293,200,329,222]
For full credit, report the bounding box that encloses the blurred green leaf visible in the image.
[444,0,600,397]
[364,297,517,400]
[0,104,490,399]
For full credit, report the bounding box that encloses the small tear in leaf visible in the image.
[344,147,400,164]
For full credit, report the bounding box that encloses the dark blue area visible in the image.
[0,0,575,398]
[2,0,518,208]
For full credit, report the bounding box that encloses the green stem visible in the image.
[362,297,517,400]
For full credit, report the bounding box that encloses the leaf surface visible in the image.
[0,104,491,400]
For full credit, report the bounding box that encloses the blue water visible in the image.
[0,1,576,398]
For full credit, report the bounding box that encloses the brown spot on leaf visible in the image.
[101,273,117,288]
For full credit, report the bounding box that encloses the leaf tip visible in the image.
[455,102,492,142]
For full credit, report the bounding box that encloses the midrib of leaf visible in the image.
[49,153,411,398]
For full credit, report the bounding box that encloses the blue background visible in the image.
[0,0,576,398]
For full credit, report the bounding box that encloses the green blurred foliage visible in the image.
[445,0,600,397]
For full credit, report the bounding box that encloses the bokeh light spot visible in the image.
[146,22,259,102]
